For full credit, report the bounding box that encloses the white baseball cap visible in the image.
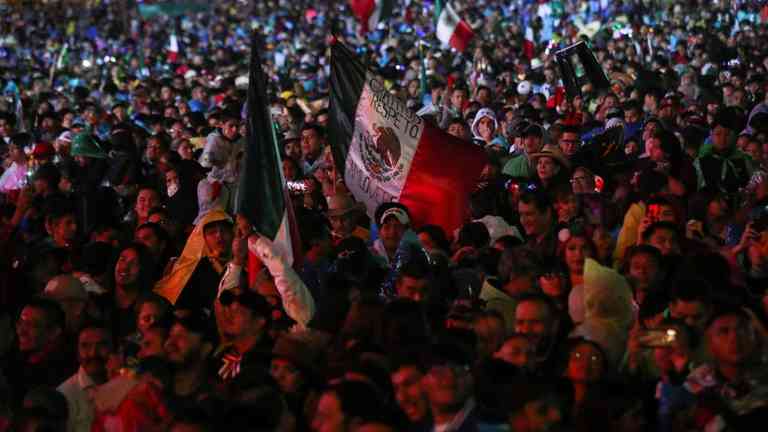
[379,207,410,226]
[517,81,532,96]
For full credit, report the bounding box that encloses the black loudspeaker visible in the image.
[555,41,610,98]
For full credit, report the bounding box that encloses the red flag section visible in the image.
[398,122,487,233]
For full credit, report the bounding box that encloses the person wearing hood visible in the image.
[164,161,201,229]
[154,210,235,313]
[570,259,634,367]
[471,108,509,150]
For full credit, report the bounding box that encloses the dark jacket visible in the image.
[4,339,78,408]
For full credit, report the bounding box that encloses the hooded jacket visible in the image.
[478,278,517,334]
[155,210,232,306]
[570,258,634,367]
[471,108,509,149]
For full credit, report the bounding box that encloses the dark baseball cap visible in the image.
[218,289,272,320]
[521,122,544,138]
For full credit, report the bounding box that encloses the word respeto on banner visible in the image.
[344,73,424,216]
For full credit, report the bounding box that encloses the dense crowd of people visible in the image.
[1,0,768,430]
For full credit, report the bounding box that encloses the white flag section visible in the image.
[169,33,179,52]
[345,73,424,217]
[273,210,295,266]
[168,33,179,62]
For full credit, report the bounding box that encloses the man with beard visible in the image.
[164,312,217,412]
[57,323,113,432]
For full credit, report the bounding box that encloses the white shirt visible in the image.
[57,367,98,432]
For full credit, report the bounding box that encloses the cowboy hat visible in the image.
[325,193,365,218]
[529,144,571,170]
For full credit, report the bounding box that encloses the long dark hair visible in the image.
[559,337,611,380]
[534,155,571,192]
[112,242,156,292]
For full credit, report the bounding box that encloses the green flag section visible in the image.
[138,1,210,19]
[235,32,301,270]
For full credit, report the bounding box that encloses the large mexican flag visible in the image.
[328,41,486,235]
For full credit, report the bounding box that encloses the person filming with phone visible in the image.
[624,314,703,430]
[645,319,698,432]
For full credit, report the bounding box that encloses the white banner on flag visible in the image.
[345,73,425,217]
